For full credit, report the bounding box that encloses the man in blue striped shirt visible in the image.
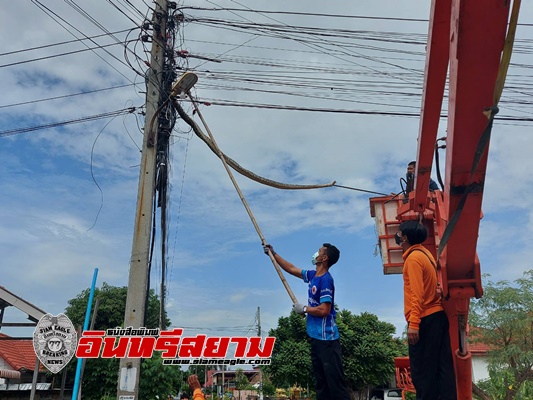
[264,243,351,400]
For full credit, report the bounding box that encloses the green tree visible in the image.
[139,352,183,399]
[65,282,179,400]
[260,377,276,397]
[470,270,533,400]
[66,282,169,329]
[264,308,403,397]
[263,312,313,390]
[235,368,252,399]
[338,310,404,393]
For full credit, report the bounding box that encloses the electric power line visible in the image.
[0,107,137,137]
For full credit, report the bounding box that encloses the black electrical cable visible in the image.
[0,42,121,69]
[0,29,132,57]
[180,6,430,23]
[0,84,134,109]
[0,108,137,137]
[435,139,445,191]
[30,0,136,83]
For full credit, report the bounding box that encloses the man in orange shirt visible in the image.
[396,220,456,400]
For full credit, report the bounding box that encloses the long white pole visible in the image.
[187,93,298,304]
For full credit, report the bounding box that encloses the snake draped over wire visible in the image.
[171,98,336,190]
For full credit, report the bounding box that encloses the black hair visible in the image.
[180,394,190,400]
[323,243,340,266]
[408,161,416,167]
[398,221,427,245]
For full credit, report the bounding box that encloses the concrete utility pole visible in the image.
[117,0,168,398]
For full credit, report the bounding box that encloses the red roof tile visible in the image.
[0,333,39,371]
[469,341,490,354]
[467,327,491,355]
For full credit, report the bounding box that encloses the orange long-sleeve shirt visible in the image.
[193,388,205,400]
[402,244,442,330]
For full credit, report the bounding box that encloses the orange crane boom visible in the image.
[370,1,519,399]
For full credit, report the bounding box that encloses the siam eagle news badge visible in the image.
[33,313,77,373]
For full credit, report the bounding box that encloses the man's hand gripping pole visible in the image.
[263,243,298,304]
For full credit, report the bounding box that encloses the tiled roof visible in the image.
[469,341,490,354]
[468,327,491,355]
[0,333,39,371]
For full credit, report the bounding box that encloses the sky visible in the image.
[1,0,533,358]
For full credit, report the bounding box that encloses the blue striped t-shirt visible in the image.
[302,269,339,340]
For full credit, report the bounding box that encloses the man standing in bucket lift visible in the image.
[396,220,456,400]
[263,243,351,400]
[406,161,439,193]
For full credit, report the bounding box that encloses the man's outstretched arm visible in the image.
[263,244,303,279]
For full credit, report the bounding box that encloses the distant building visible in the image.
[0,333,57,398]
[206,368,262,400]
[0,286,64,399]
[469,330,491,383]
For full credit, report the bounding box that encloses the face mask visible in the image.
[311,251,319,265]
[395,232,402,246]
